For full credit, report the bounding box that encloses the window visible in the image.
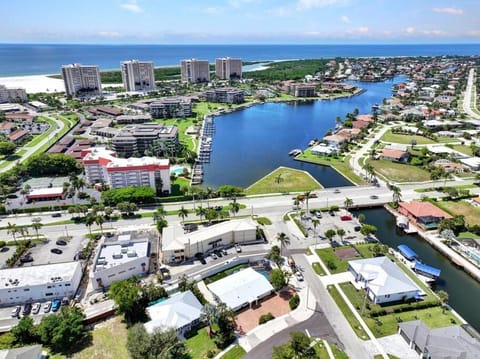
[108,274,115,278]
[46,293,53,296]
[119,270,126,274]
[24,289,30,292]
[65,284,71,287]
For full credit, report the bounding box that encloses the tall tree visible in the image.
[391,185,402,206]
[303,191,311,214]
[201,303,219,336]
[343,197,353,210]
[337,228,346,242]
[7,222,19,244]
[177,206,188,224]
[324,229,336,243]
[85,213,95,236]
[229,198,240,217]
[95,215,105,234]
[195,205,206,222]
[277,232,291,256]
[31,220,43,241]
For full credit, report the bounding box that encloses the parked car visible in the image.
[11,306,21,317]
[52,299,61,312]
[56,240,67,246]
[43,301,52,313]
[334,189,341,194]
[221,248,228,256]
[20,255,34,263]
[340,215,352,221]
[295,271,304,281]
[314,211,322,218]
[370,195,379,199]
[22,303,32,315]
[61,297,69,306]
[214,249,223,258]
[0,247,9,252]
[211,252,218,260]
[235,244,242,253]
[354,225,361,232]
[51,213,62,218]
[329,211,335,217]
[199,257,207,265]
[32,303,41,314]
[51,248,63,255]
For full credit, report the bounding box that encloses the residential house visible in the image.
[8,129,29,144]
[398,201,452,230]
[381,148,410,163]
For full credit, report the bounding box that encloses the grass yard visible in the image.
[380,130,455,145]
[296,149,366,185]
[458,231,480,239]
[451,144,474,156]
[246,166,321,195]
[365,306,459,338]
[159,118,196,151]
[316,244,377,274]
[72,316,129,359]
[203,264,250,285]
[220,345,246,359]
[185,327,218,359]
[368,159,431,183]
[328,286,369,340]
[435,200,480,226]
[312,262,326,276]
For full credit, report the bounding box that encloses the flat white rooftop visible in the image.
[94,239,149,272]
[0,262,81,288]
[106,156,169,168]
[28,187,64,196]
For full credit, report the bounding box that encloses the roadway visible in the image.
[463,68,480,120]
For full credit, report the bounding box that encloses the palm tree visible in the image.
[343,197,353,211]
[312,218,320,247]
[324,229,336,244]
[436,290,449,313]
[178,206,189,224]
[31,221,43,241]
[200,303,219,337]
[363,163,375,182]
[205,187,214,208]
[391,185,402,206]
[95,215,105,234]
[7,222,19,244]
[277,232,291,256]
[303,191,311,215]
[229,199,240,217]
[195,205,206,222]
[337,228,346,243]
[85,213,95,236]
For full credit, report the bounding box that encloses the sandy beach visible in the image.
[0,74,65,94]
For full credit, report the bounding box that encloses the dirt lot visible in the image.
[235,288,295,335]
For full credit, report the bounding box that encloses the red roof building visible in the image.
[399,201,452,230]
[381,148,410,163]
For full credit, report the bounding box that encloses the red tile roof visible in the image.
[8,129,29,141]
[399,201,452,219]
[381,148,409,160]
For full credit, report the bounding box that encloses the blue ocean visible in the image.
[0,43,479,77]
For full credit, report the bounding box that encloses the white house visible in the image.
[91,234,150,289]
[207,267,274,311]
[348,257,421,304]
[144,290,203,336]
[0,262,82,306]
[162,218,258,263]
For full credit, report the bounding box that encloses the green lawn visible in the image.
[458,231,480,239]
[296,149,366,185]
[451,144,474,156]
[316,244,377,274]
[368,159,431,183]
[435,200,480,226]
[380,130,456,145]
[328,285,369,340]
[25,117,57,148]
[72,316,129,359]
[312,262,326,276]
[366,306,459,338]
[203,264,250,285]
[220,345,246,359]
[246,166,322,195]
[185,327,218,359]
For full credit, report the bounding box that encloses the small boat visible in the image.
[288,149,302,156]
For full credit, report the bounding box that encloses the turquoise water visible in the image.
[255,269,270,280]
[170,167,185,176]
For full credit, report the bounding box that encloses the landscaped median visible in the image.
[314,243,462,339]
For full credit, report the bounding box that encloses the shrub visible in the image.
[289,294,300,310]
[259,312,275,324]
[0,241,6,248]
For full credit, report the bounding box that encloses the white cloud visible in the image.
[269,7,290,17]
[97,31,122,38]
[204,7,224,14]
[296,0,347,11]
[340,15,350,23]
[120,0,143,13]
[229,0,255,9]
[433,7,463,15]
[403,27,446,36]
[346,26,369,35]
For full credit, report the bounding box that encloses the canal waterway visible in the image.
[354,207,480,331]
[202,76,406,188]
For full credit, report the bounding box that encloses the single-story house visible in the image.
[322,134,348,147]
[398,201,452,230]
[8,129,29,144]
[144,290,203,336]
[381,148,410,163]
[207,267,274,311]
[433,159,466,173]
[0,344,43,359]
[399,320,480,358]
[460,157,480,171]
[311,143,336,156]
[348,256,422,304]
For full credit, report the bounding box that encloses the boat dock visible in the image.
[191,116,215,185]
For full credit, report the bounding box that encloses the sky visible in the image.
[1,0,480,44]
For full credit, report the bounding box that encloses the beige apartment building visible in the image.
[215,57,242,80]
[181,59,210,83]
[121,60,155,92]
[61,63,102,97]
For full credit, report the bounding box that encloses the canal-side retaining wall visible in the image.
[384,205,480,283]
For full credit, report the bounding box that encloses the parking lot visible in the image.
[21,234,86,266]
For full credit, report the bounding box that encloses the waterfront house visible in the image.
[398,201,452,230]
[381,148,410,163]
[348,256,422,304]
[144,290,203,337]
[398,320,480,358]
[8,129,29,144]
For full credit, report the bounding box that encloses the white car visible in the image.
[295,271,304,281]
[32,303,41,314]
[235,244,242,253]
[211,252,218,260]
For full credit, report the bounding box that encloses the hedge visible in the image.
[289,294,300,310]
[259,312,275,324]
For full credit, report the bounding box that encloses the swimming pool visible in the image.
[170,167,186,176]
[255,269,270,280]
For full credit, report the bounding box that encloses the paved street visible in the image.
[463,68,480,120]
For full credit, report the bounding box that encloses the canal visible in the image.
[202,76,406,188]
[354,207,480,331]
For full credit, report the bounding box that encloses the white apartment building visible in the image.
[0,262,82,306]
[61,63,102,97]
[121,60,155,92]
[91,233,150,288]
[215,57,242,80]
[0,85,27,103]
[82,147,171,193]
[181,59,210,83]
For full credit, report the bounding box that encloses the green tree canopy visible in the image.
[24,153,82,177]
[102,186,156,206]
[269,268,287,291]
[0,142,17,156]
